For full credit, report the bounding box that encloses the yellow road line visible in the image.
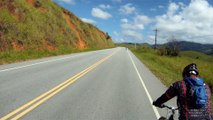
[1,67,91,120]
[12,61,98,120]
[0,52,115,120]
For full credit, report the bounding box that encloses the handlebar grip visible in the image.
[162,104,178,110]
[161,104,166,108]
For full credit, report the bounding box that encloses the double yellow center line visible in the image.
[1,51,116,120]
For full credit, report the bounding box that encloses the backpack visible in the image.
[184,77,208,108]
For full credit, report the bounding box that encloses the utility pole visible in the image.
[154,29,158,49]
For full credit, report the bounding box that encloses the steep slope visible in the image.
[0,0,114,53]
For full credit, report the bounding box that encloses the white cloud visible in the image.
[81,18,96,24]
[99,4,111,9]
[114,38,125,43]
[121,23,140,30]
[119,3,136,15]
[61,0,75,5]
[113,31,119,36]
[134,15,151,25]
[155,0,213,44]
[119,15,151,42]
[91,8,112,20]
[121,18,128,23]
[146,35,156,44]
[121,15,151,30]
[167,2,179,17]
[122,30,143,41]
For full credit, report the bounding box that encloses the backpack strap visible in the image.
[205,84,211,113]
[182,80,188,119]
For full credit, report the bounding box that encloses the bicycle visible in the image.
[158,104,178,120]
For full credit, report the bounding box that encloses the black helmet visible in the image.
[182,63,199,77]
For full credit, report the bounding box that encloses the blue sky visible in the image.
[52,0,213,44]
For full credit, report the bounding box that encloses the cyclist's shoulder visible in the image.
[166,80,183,91]
[170,80,183,87]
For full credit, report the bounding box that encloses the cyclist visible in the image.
[153,63,212,120]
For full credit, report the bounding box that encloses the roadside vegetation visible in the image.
[122,44,212,89]
[0,0,114,64]
[118,43,213,107]
[0,47,105,64]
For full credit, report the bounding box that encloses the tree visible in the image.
[157,36,181,56]
[106,32,111,40]
[167,36,180,56]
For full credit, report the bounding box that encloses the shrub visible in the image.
[34,0,42,8]
[106,32,111,40]
[157,44,180,56]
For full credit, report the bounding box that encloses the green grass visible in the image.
[130,46,213,88]
[117,44,212,89]
[0,47,106,65]
[119,44,213,110]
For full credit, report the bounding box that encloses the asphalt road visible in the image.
[0,47,177,120]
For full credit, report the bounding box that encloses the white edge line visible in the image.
[127,50,160,119]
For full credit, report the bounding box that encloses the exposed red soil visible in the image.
[99,31,106,39]
[2,1,22,20]
[44,40,56,51]
[11,41,24,51]
[77,20,81,25]
[27,0,34,5]
[12,9,22,20]
[63,12,87,49]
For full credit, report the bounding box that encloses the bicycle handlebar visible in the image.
[162,104,178,111]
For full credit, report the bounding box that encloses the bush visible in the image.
[106,32,111,40]
[157,44,180,56]
[34,0,42,8]
[157,46,168,56]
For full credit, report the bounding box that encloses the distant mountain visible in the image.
[161,41,213,55]
[179,41,213,55]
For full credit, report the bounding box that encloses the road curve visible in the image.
[0,47,177,120]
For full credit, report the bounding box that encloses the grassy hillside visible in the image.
[0,0,114,64]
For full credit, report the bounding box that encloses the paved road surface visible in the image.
[0,47,177,120]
